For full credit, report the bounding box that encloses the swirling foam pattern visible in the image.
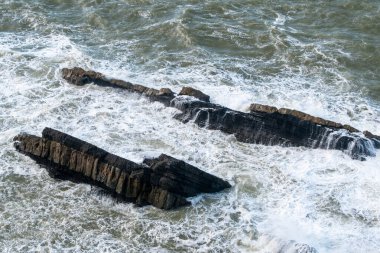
[1,0,380,252]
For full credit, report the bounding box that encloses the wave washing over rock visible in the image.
[62,67,380,160]
[2,0,380,252]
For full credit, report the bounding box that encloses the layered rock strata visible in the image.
[248,103,380,154]
[172,98,376,159]
[14,128,231,210]
[62,67,379,159]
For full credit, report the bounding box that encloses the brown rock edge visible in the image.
[249,104,359,132]
[14,127,231,210]
[61,67,380,160]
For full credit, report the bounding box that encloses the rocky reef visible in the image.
[61,67,175,105]
[14,128,231,210]
[62,67,380,159]
[172,98,378,159]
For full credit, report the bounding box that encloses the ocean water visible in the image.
[1,0,380,252]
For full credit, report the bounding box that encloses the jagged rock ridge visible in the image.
[172,98,377,159]
[61,67,380,159]
[14,128,231,210]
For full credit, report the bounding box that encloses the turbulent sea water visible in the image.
[1,0,380,252]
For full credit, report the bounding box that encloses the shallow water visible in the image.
[1,0,380,252]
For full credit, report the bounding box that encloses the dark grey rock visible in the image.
[61,67,380,160]
[14,128,231,210]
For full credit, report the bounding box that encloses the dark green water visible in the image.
[0,1,379,252]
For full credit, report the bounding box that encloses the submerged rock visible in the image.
[14,128,231,210]
[280,242,318,253]
[61,67,379,160]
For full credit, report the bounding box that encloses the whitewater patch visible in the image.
[0,4,380,251]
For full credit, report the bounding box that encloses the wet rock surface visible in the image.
[62,67,175,105]
[61,68,379,159]
[249,103,359,132]
[14,128,231,210]
[363,131,380,148]
[172,98,376,160]
[178,86,210,102]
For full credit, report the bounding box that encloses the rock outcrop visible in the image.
[172,98,376,159]
[62,67,175,106]
[61,67,379,160]
[249,103,359,132]
[14,128,231,210]
[179,86,210,102]
[363,131,380,149]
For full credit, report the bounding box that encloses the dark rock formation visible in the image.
[61,67,379,160]
[62,67,175,106]
[143,154,230,197]
[14,128,231,210]
[249,103,359,132]
[179,86,210,102]
[172,98,376,160]
[363,131,380,149]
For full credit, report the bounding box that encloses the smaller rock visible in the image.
[158,88,175,97]
[249,103,278,114]
[364,130,380,139]
[179,87,210,102]
[343,124,359,133]
[133,84,149,94]
[62,67,175,105]
[364,130,380,148]
[62,67,105,86]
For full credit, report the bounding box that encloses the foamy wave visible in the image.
[1,1,380,252]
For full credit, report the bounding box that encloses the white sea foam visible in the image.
[1,3,380,252]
